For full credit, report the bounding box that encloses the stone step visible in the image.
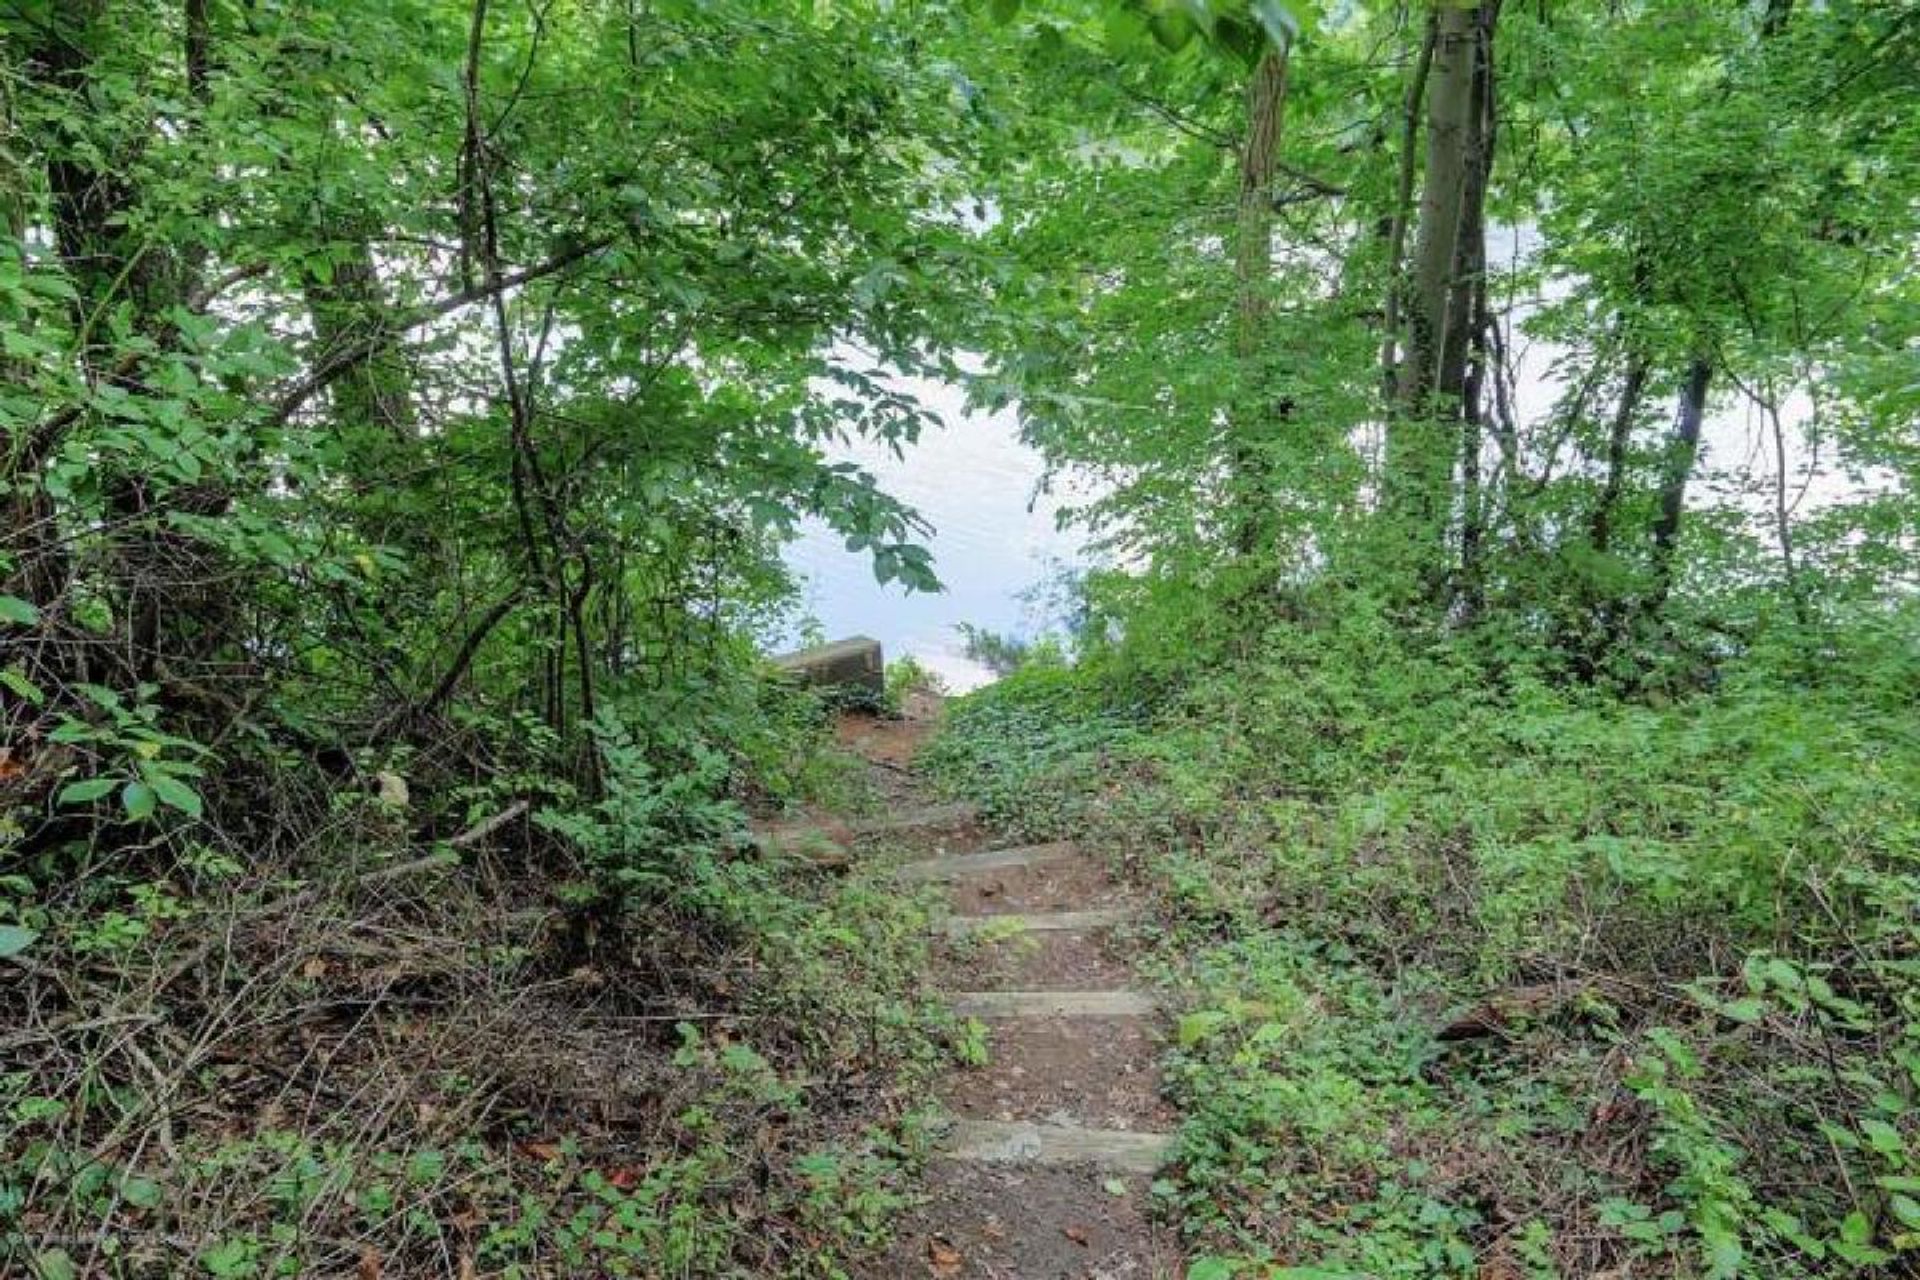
[940,907,1138,937]
[848,801,977,839]
[947,989,1158,1018]
[943,1119,1175,1174]
[897,841,1080,883]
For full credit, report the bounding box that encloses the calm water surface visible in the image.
[780,373,1090,691]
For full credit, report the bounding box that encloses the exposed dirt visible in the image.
[944,1017,1178,1129]
[932,930,1139,993]
[863,1163,1182,1280]
[832,697,1183,1279]
[945,858,1137,916]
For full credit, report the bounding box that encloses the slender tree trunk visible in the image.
[1230,44,1290,556]
[1387,0,1499,594]
[1647,357,1712,610]
[1394,2,1481,413]
[1761,388,1812,626]
[304,238,417,441]
[1381,10,1439,398]
[1588,354,1650,555]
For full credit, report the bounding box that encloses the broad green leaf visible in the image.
[121,780,158,822]
[147,774,205,818]
[0,595,39,626]
[0,924,39,959]
[32,1249,76,1280]
[57,777,118,806]
[1,667,45,704]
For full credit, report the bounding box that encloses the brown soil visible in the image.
[946,858,1136,916]
[828,698,1183,1279]
[944,1018,1178,1130]
[932,930,1138,992]
[863,1163,1182,1280]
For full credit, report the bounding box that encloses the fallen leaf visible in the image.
[927,1235,963,1277]
[356,1248,382,1280]
[606,1165,641,1190]
[516,1140,562,1162]
[302,957,329,980]
[1062,1223,1090,1246]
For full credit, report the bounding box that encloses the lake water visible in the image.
[780,371,1091,692]
[776,230,1857,691]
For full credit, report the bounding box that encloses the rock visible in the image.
[770,636,884,701]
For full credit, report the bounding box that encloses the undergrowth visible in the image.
[3,675,947,1279]
[924,606,1920,1278]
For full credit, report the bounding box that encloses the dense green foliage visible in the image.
[930,614,1920,1276]
[1,1,985,1273]
[4,0,1918,1275]
[922,0,1919,1275]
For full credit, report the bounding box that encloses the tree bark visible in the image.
[1230,44,1290,555]
[1386,0,1499,592]
[1647,357,1712,610]
[1588,354,1650,555]
[1394,2,1483,413]
[1381,10,1438,398]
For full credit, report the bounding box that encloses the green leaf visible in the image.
[121,780,158,822]
[1187,1259,1237,1280]
[32,1249,77,1280]
[988,0,1020,24]
[147,773,204,818]
[0,924,39,959]
[1177,1008,1232,1047]
[57,777,118,806]
[1860,1118,1906,1156]
[0,594,39,626]
[1149,10,1198,52]
[120,1175,163,1209]
[1,667,46,705]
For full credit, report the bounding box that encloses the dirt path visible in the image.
[838,706,1183,1279]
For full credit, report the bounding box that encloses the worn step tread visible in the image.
[848,801,977,838]
[943,1119,1175,1173]
[948,989,1159,1018]
[898,841,1080,883]
[940,907,1138,936]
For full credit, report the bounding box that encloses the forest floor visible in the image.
[822,699,1183,1279]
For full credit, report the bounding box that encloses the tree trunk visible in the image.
[1647,357,1712,610]
[1380,10,1439,398]
[1394,2,1482,413]
[25,2,212,681]
[1230,44,1290,556]
[304,237,418,442]
[1588,354,1650,555]
[1386,0,1499,592]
